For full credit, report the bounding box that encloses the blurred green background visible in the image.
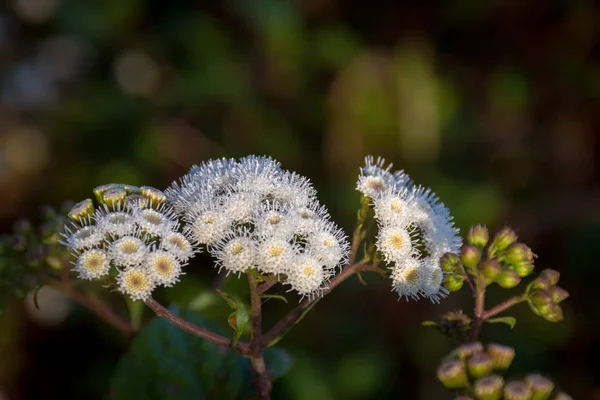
[0,0,599,398]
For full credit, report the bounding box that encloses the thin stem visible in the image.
[470,275,486,342]
[248,274,272,399]
[482,295,526,320]
[261,262,383,347]
[144,297,251,355]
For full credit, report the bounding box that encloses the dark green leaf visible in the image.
[216,289,250,346]
[261,294,288,303]
[486,316,516,329]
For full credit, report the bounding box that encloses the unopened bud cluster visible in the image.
[0,203,72,315]
[62,184,194,301]
[437,343,570,400]
[527,269,568,322]
[357,156,462,302]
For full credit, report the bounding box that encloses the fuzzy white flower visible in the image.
[109,235,149,268]
[117,267,155,301]
[376,225,413,265]
[184,208,230,245]
[212,230,258,274]
[147,250,183,287]
[63,224,104,251]
[257,238,295,275]
[134,205,178,236]
[75,248,110,279]
[356,156,411,198]
[391,260,426,301]
[95,209,136,237]
[306,222,348,269]
[287,254,328,298]
[420,263,447,303]
[160,231,194,262]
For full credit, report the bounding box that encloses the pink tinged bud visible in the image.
[553,393,573,400]
[530,276,552,291]
[513,261,535,278]
[481,259,502,281]
[443,274,465,292]
[441,252,462,273]
[539,269,560,286]
[491,227,518,252]
[497,269,521,289]
[437,359,468,389]
[68,199,95,222]
[548,286,569,303]
[529,290,553,308]
[454,342,484,360]
[461,245,482,269]
[474,374,504,400]
[542,304,564,322]
[504,380,533,400]
[487,343,515,370]
[467,351,494,378]
[467,224,489,248]
[525,374,554,400]
[141,186,167,206]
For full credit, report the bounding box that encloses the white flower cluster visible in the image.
[62,199,193,301]
[357,156,462,303]
[166,156,349,298]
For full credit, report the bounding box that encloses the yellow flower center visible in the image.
[267,215,281,224]
[120,241,139,254]
[230,243,244,255]
[389,233,405,249]
[268,246,284,257]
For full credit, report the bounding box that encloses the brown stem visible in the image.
[248,274,272,399]
[482,296,526,320]
[144,297,251,355]
[62,287,134,335]
[470,275,486,342]
[261,262,383,347]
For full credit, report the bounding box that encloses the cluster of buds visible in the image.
[62,184,194,301]
[441,226,537,291]
[526,269,569,322]
[0,203,72,315]
[437,342,571,400]
[356,156,462,302]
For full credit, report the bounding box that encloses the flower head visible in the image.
[117,267,155,301]
[75,248,110,279]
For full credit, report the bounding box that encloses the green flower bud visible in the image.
[467,351,493,378]
[467,225,489,248]
[513,261,535,278]
[497,269,521,289]
[443,274,464,292]
[474,374,504,400]
[504,380,532,400]
[525,374,554,400]
[504,243,534,264]
[102,187,127,205]
[539,269,560,286]
[553,393,573,400]
[491,227,518,252]
[461,245,481,269]
[541,303,563,322]
[68,199,95,222]
[141,186,167,206]
[529,290,553,308]
[530,276,552,291]
[548,286,569,304]
[121,184,141,195]
[481,259,502,281]
[93,183,121,203]
[454,342,484,360]
[437,359,468,389]
[441,253,462,273]
[487,343,515,370]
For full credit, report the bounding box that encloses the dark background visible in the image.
[0,0,599,398]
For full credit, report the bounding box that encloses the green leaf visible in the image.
[486,316,517,329]
[110,306,294,400]
[216,289,250,346]
[261,294,288,303]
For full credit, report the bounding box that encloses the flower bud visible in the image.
[461,245,481,269]
[443,274,464,292]
[467,351,493,378]
[102,187,127,206]
[481,259,502,281]
[504,380,532,400]
[497,269,521,289]
[539,269,560,286]
[122,184,141,195]
[474,374,504,400]
[93,183,119,203]
[548,286,569,304]
[513,261,535,278]
[491,227,518,252]
[141,186,167,206]
[553,393,573,400]
[467,224,489,248]
[541,303,563,322]
[530,276,552,291]
[487,343,515,370]
[454,342,484,360]
[504,243,534,264]
[68,199,95,222]
[437,359,468,389]
[529,290,553,309]
[441,253,462,273]
[525,374,554,400]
